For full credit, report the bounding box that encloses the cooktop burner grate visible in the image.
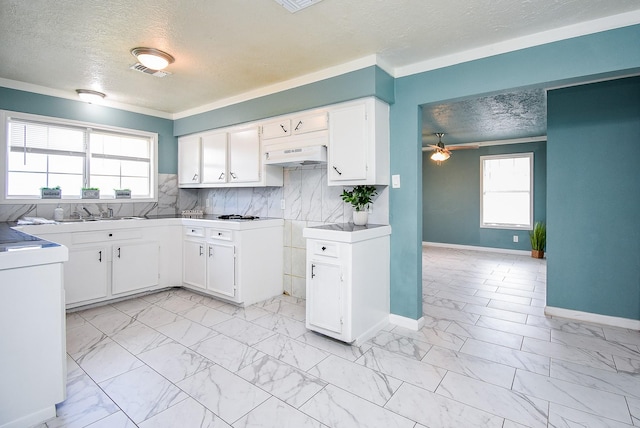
[217,214,260,220]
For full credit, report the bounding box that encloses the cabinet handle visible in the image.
[280,124,288,133]
[209,246,213,257]
[230,172,237,179]
[333,166,342,175]
[98,250,102,262]
[321,246,326,251]
[199,245,204,256]
[218,172,225,180]
[117,247,121,258]
[192,173,198,181]
[311,263,316,278]
[294,120,302,131]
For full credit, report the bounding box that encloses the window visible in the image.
[2,111,157,202]
[480,153,533,230]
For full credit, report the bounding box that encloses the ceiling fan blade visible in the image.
[447,145,479,150]
[421,144,440,151]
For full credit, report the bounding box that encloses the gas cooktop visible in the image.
[217,214,260,220]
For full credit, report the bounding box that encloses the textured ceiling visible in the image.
[1,0,638,117]
[421,89,548,146]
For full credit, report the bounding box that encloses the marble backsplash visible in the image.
[2,166,389,299]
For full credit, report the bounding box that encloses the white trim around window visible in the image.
[1,110,158,204]
[480,152,533,230]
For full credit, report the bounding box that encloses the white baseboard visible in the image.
[423,241,532,256]
[545,306,640,330]
[389,314,425,331]
[354,317,390,346]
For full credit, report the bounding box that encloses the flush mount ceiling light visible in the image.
[130,47,175,70]
[75,89,106,103]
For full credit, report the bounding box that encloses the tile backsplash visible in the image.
[3,166,389,299]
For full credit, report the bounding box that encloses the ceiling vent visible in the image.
[273,0,323,13]
[129,63,171,77]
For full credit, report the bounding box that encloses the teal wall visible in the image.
[423,142,546,250]
[174,66,395,136]
[0,87,176,174]
[547,77,640,320]
[390,24,640,320]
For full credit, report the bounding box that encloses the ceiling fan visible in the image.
[422,133,478,164]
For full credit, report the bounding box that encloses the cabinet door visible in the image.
[228,127,260,183]
[262,119,291,139]
[328,103,368,182]
[178,135,202,185]
[201,131,228,184]
[206,243,235,297]
[307,261,343,334]
[65,245,109,304]
[183,239,206,289]
[112,241,160,295]
[292,112,328,135]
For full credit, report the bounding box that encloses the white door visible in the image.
[183,239,206,289]
[202,131,228,184]
[328,103,368,182]
[228,127,260,183]
[178,135,201,185]
[64,245,109,304]
[112,241,160,295]
[307,261,343,334]
[207,243,235,297]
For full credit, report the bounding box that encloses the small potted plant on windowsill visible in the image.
[81,187,100,199]
[341,185,377,226]
[41,186,61,199]
[530,221,546,259]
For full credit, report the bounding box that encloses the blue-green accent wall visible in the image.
[0,87,176,174]
[174,66,395,136]
[390,24,640,320]
[423,142,546,250]
[547,77,640,320]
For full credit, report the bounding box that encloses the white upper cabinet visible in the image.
[178,134,201,185]
[327,98,389,186]
[228,127,260,183]
[178,125,282,188]
[262,119,291,139]
[261,112,328,142]
[201,131,228,184]
[291,112,328,135]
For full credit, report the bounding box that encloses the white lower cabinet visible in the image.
[304,224,391,345]
[65,245,109,303]
[112,241,160,295]
[182,220,283,306]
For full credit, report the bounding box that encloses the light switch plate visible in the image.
[392,174,401,188]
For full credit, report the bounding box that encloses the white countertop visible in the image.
[303,223,391,243]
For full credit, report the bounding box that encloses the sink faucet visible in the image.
[82,207,94,217]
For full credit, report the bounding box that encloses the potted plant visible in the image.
[529,221,546,258]
[41,186,62,199]
[81,187,100,199]
[341,185,377,226]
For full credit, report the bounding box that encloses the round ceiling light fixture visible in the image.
[131,47,175,70]
[76,89,106,103]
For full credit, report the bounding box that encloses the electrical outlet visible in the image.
[513,235,519,243]
[205,198,210,208]
[280,199,285,210]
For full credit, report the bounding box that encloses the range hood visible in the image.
[264,145,327,167]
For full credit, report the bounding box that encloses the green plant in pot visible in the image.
[341,185,377,226]
[529,221,546,258]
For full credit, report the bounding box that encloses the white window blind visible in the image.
[3,111,157,201]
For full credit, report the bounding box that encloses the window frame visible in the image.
[1,110,158,204]
[480,152,534,231]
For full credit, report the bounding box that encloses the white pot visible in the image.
[353,210,368,226]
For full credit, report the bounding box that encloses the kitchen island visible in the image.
[0,223,68,428]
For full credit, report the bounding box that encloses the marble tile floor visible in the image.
[36,246,640,427]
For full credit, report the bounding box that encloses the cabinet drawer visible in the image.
[72,229,142,244]
[310,241,339,258]
[292,112,328,134]
[262,119,291,139]
[184,226,205,237]
[208,228,233,241]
